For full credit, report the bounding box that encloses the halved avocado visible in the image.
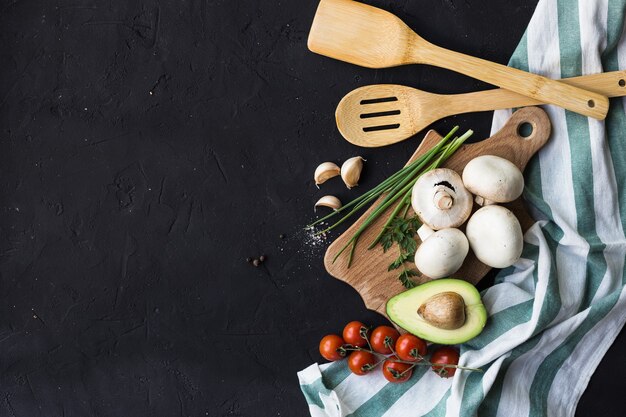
[386,279,487,345]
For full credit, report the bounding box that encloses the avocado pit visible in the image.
[417,291,466,330]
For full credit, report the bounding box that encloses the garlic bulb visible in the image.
[314,162,341,187]
[341,157,365,189]
[315,195,342,211]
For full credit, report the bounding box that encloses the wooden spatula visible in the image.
[308,0,608,120]
[336,70,626,147]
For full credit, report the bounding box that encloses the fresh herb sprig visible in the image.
[380,216,421,288]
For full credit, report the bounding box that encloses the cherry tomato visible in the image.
[343,321,368,348]
[382,356,413,383]
[395,334,427,362]
[430,346,460,378]
[319,335,345,361]
[348,351,377,375]
[370,326,400,354]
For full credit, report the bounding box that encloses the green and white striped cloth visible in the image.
[299,0,626,415]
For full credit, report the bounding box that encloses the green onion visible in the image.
[312,127,473,267]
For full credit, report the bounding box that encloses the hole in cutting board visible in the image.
[360,97,398,105]
[360,110,401,119]
[363,123,400,132]
[517,122,534,138]
[619,79,625,87]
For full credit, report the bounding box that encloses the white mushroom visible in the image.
[414,228,469,279]
[462,155,524,206]
[411,168,473,238]
[465,205,523,268]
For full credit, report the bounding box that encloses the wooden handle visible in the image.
[415,41,609,120]
[443,70,626,116]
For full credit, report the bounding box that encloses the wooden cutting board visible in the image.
[324,106,551,318]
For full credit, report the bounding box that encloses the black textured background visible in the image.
[1,0,624,416]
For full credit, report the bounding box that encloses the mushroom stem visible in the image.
[433,190,454,210]
[417,225,435,242]
[474,195,496,206]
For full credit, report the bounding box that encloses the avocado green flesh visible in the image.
[386,279,487,345]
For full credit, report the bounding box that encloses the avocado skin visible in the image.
[386,279,487,345]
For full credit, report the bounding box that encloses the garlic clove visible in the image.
[315,195,342,212]
[314,162,341,187]
[340,156,365,189]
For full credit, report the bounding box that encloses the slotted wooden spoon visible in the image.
[336,70,626,147]
[308,0,608,120]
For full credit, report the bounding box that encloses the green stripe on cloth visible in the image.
[301,377,333,410]
[323,360,353,390]
[606,97,626,226]
[459,370,485,417]
[531,223,563,335]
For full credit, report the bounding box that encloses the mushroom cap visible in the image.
[411,168,473,230]
[462,155,524,204]
[465,205,523,268]
[414,228,469,279]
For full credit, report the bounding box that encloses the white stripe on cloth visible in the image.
[380,371,452,417]
[333,371,389,414]
[481,280,534,316]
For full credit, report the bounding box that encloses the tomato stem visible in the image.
[341,345,483,373]
[396,363,417,378]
